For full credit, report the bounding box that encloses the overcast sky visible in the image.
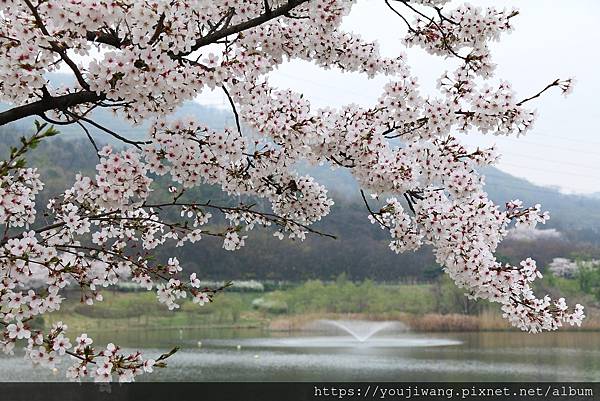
[200,0,600,195]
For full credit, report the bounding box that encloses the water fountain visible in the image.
[315,319,404,342]
[203,319,461,349]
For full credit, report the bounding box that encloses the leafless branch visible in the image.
[516,79,561,106]
[222,86,242,137]
[384,0,416,33]
[64,111,151,149]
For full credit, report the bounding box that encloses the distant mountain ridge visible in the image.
[301,162,600,233]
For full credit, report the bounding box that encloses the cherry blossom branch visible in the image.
[395,0,469,61]
[37,112,77,126]
[147,13,166,46]
[22,0,90,90]
[74,119,100,155]
[146,201,337,239]
[403,193,416,214]
[382,118,429,138]
[178,0,310,56]
[0,0,586,382]
[1,2,311,129]
[360,189,391,229]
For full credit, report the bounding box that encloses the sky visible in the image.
[200,0,600,195]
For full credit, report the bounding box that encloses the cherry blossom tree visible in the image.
[0,0,585,382]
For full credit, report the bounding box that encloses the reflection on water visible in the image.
[1,328,599,382]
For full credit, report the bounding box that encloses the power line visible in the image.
[532,130,600,147]
[496,137,600,156]
[498,152,598,171]
[483,179,597,198]
[499,162,600,181]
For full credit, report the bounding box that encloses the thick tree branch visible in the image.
[85,30,130,48]
[148,13,166,45]
[0,91,103,126]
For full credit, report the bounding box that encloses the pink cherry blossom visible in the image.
[0,0,584,382]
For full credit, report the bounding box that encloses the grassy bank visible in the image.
[44,275,600,333]
[46,291,268,333]
[267,310,591,332]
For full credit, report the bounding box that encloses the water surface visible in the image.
[1,328,599,382]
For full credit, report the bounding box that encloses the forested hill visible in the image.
[482,168,600,232]
[304,164,600,232]
[1,99,599,281]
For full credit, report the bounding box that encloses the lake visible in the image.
[1,328,599,381]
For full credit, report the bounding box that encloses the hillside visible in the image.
[2,80,600,280]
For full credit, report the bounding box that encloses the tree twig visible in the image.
[64,111,151,149]
[516,79,561,106]
[222,86,242,137]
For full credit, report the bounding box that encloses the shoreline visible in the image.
[45,311,600,333]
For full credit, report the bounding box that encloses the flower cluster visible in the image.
[0,168,43,227]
